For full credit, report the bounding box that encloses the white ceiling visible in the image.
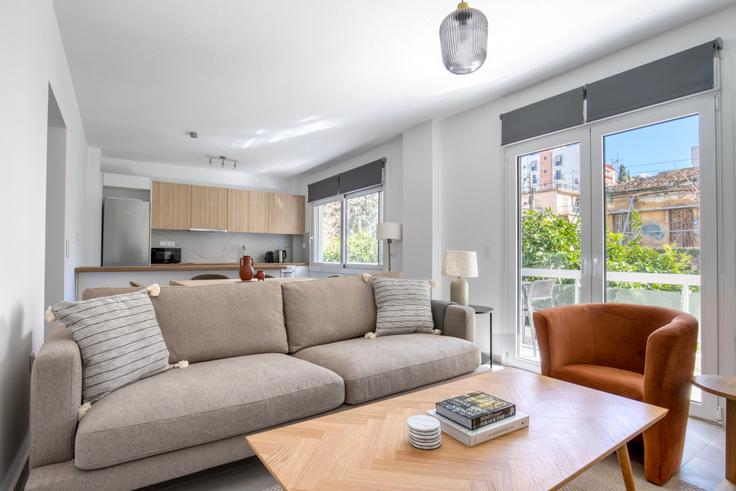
[54,0,733,177]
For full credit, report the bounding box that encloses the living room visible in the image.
[2,0,736,490]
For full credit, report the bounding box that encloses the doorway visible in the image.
[44,85,66,340]
[504,95,718,420]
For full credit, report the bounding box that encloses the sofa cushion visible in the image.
[281,276,376,353]
[86,284,289,363]
[74,353,344,470]
[373,277,435,336]
[294,334,480,404]
[552,364,644,401]
[50,289,170,404]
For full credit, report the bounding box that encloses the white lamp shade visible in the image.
[442,250,478,278]
[377,222,402,240]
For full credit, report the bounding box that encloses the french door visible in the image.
[504,95,718,420]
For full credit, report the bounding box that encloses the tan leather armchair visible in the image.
[533,303,698,485]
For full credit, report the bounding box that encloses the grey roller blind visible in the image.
[307,175,339,203]
[501,87,585,145]
[587,40,720,122]
[339,158,385,194]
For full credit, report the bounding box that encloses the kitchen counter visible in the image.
[75,262,308,273]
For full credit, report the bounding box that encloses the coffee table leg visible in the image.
[616,443,636,491]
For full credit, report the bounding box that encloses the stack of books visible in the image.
[427,391,529,447]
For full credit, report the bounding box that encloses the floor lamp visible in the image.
[377,222,402,272]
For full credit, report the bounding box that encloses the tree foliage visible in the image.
[521,208,693,291]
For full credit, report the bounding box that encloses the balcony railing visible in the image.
[521,268,700,314]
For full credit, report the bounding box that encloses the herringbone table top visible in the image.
[247,368,667,491]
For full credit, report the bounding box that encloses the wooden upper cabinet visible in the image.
[228,189,269,233]
[190,185,228,231]
[267,193,305,235]
[152,181,191,230]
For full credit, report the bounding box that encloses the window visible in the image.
[554,169,563,180]
[530,160,538,171]
[314,200,342,264]
[554,154,563,166]
[313,187,383,268]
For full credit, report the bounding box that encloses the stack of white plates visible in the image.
[407,415,442,450]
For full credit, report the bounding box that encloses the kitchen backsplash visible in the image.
[151,230,294,263]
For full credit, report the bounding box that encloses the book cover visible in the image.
[435,391,516,430]
[427,409,529,447]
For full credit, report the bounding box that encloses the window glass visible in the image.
[315,200,341,263]
[346,191,381,265]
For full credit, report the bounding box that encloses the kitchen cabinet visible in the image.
[190,185,228,231]
[152,181,191,230]
[227,189,269,233]
[267,193,305,235]
[153,180,304,235]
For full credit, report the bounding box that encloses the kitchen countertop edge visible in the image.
[75,263,309,273]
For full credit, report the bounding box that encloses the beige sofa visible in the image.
[26,276,481,490]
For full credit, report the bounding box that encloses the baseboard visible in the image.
[3,435,29,491]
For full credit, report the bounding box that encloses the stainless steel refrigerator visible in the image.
[102,198,150,266]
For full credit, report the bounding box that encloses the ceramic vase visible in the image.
[239,255,255,281]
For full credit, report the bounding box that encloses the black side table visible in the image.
[468,304,493,365]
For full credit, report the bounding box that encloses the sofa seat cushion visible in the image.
[552,364,644,401]
[294,334,480,404]
[75,353,344,470]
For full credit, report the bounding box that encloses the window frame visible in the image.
[311,185,384,272]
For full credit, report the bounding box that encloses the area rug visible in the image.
[260,454,704,490]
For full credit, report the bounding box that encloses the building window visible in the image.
[530,160,538,171]
[555,169,563,180]
[313,187,383,268]
[554,154,563,166]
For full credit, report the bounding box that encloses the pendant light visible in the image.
[439,1,488,75]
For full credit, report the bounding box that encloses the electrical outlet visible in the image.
[484,242,494,261]
[159,240,175,247]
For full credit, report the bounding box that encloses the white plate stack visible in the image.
[407,415,442,450]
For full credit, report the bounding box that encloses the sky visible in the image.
[603,114,699,177]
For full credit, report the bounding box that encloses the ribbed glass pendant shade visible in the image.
[439,2,488,75]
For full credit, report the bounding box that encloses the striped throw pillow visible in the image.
[50,289,170,404]
[373,277,436,337]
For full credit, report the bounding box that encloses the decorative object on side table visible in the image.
[256,270,266,282]
[377,222,402,272]
[442,250,478,305]
[239,255,254,281]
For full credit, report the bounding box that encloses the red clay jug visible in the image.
[239,255,255,281]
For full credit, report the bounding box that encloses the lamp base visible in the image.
[450,277,469,306]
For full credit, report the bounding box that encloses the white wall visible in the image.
[437,6,736,371]
[0,0,90,488]
[402,121,444,298]
[101,157,294,192]
[295,137,404,271]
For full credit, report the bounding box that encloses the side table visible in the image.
[692,375,736,490]
[468,304,493,365]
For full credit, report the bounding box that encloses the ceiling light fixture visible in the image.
[439,1,488,75]
[204,155,238,170]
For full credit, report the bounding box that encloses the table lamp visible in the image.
[442,250,478,306]
[377,222,402,272]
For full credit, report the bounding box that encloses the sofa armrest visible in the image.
[30,324,82,468]
[443,304,475,343]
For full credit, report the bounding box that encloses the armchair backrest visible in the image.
[534,303,688,375]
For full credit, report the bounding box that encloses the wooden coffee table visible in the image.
[247,368,666,490]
